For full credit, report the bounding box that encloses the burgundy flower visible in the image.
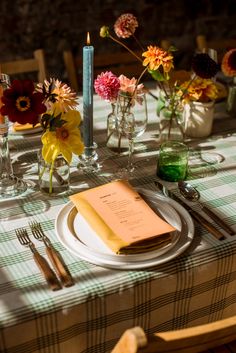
[192,53,218,79]
[94,71,120,102]
[1,79,46,125]
[114,13,138,39]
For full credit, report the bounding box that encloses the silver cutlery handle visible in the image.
[189,210,226,240]
[202,206,235,236]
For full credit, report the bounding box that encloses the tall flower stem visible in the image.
[109,34,143,62]
[132,33,145,51]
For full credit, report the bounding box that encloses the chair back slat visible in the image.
[1,49,47,82]
[111,316,236,353]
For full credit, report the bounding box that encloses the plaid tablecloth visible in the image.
[1,93,236,353]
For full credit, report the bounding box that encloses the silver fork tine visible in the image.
[15,228,61,291]
[29,221,74,287]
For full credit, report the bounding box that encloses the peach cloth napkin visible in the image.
[70,180,176,254]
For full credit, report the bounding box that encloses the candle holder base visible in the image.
[77,142,101,173]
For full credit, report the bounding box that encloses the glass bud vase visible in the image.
[158,100,185,143]
[38,151,70,196]
[227,77,236,116]
[106,103,128,153]
[0,74,27,198]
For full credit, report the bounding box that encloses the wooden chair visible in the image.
[111,315,236,353]
[63,50,79,92]
[1,49,47,83]
[196,35,236,62]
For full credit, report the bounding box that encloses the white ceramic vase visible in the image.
[184,100,214,138]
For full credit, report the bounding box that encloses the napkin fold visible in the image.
[69,180,176,254]
[13,122,41,132]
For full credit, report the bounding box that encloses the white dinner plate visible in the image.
[55,188,195,270]
[9,124,42,135]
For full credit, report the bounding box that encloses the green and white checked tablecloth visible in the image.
[1,93,236,353]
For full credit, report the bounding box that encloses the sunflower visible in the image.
[0,79,46,125]
[41,108,84,164]
[221,49,236,77]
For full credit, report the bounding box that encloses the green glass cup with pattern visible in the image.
[157,141,188,182]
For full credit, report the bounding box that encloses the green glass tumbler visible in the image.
[157,141,188,182]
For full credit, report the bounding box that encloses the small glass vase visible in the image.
[106,103,128,153]
[0,73,27,198]
[158,99,185,143]
[38,152,70,196]
[226,77,236,116]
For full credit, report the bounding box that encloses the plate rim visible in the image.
[55,187,195,269]
[72,189,182,260]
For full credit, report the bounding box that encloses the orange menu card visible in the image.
[70,180,176,253]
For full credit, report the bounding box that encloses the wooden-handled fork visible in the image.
[16,229,62,291]
[29,222,75,287]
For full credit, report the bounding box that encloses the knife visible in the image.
[154,181,226,241]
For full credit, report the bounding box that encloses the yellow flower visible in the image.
[41,109,84,164]
[179,77,218,103]
[142,45,174,73]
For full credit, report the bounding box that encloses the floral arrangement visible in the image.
[0,78,84,193]
[94,71,144,102]
[94,71,146,150]
[0,78,84,165]
[99,13,219,109]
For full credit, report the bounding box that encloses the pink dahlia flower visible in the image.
[118,74,144,95]
[114,13,138,38]
[94,71,120,102]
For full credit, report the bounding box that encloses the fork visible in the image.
[16,228,62,291]
[29,221,74,287]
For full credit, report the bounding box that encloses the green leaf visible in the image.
[156,97,166,115]
[148,69,166,82]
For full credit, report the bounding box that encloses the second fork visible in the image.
[16,228,62,291]
[29,222,75,287]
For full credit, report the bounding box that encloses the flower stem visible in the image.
[132,33,145,51]
[109,34,143,62]
[49,161,54,194]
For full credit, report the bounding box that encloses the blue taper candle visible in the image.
[83,32,94,147]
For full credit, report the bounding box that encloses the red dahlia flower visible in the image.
[0,79,46,125]
[192,53,218,79]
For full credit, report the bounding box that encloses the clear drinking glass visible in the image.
[116,91,148,177]
[0,74,27,198]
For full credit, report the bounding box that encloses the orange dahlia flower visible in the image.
[142,46,174,73]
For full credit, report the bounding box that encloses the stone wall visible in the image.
[0,0,235,82]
